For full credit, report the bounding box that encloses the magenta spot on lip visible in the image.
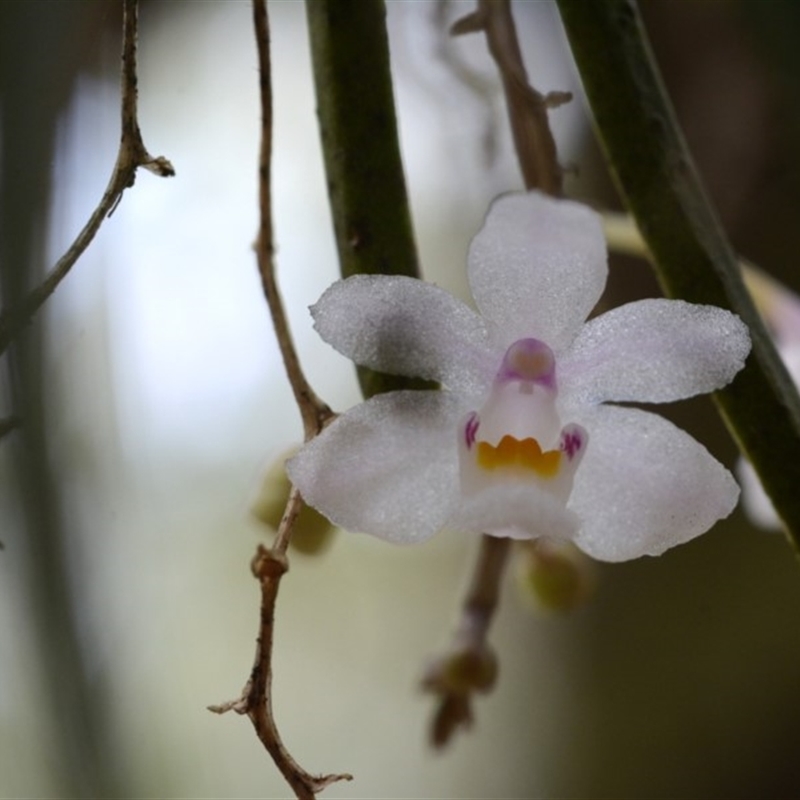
[496,338,557,388]
[560,429,583,460]
[464,412,479,449]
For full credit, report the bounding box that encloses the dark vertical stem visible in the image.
[306,0,422,398]
[557,0,800,551]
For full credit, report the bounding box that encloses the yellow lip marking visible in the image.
[476,435,562,478]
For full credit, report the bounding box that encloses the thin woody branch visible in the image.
[451,0,570,194]
[209,494,349,800]
[0,0,173,358]
[251,0,331,440]
[425,0,568,747]
[208,2,347,797]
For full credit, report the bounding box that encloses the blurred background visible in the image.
[2,1,800,797]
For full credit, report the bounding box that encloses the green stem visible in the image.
[306,0,425,399]
[556,0,800,551]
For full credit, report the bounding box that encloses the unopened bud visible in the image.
[515,540,595,612]
[251,448,337,555]
[422,644,497,695]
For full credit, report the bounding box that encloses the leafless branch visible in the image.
[250,0,332,441]
[208,2,346,797]
[209,495,349,800]
[451,0,570,194]
[0,0,174,357]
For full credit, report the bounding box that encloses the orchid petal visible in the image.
[311,274,493,397]
[467,192,607,352]
[559,299,751,406]
[448,483,580,541]
[568,405,739,562]
[287,391,465,544]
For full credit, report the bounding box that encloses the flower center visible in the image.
[458,338,587,503]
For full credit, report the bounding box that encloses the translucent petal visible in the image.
[311,274,494,397]
[568,406,739,562]
[286,391,466,544]
[559,299,751,406]
[467,192,607,352]
[447,483,579,541]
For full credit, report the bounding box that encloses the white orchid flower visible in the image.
[288,192,751,562]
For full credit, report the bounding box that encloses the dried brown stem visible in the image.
[425,0,567,747]
[423,536,510,747]
[208,2,347,798]
[451,0,569,194]
[0,0,173,357]
[209,496,350,799]
[252,0,331,440]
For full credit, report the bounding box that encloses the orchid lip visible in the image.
[459,334,587,508]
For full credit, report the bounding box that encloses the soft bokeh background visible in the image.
[3,1,800,798]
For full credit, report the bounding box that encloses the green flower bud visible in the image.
[422,644,498,696]
[515,540,595,612]
[251,448,337,555]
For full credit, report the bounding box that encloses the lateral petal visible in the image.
[287,391,466,544]
[311,274,494,398]
[559,299,751,406]
[568,405,739,562]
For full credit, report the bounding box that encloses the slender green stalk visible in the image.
[306,0,424,398]
[557,0,800,551]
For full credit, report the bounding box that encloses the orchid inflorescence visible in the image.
[288,191,751,562]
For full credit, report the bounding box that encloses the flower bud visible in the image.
[422,644,498,695]
[251,448,337,555]
[515,540,595,612]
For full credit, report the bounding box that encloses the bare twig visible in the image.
[209,495,349,799]
[0,0,173,357]
[451,0,570,194]
[424,0,568,747]
[208,2,347,797]
[251,0,331,439]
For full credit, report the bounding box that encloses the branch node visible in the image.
[251,545,289,580]
[544,90,573,109]
[0,0,174,356]
[142,155,176,177]
[450,10,485,36]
